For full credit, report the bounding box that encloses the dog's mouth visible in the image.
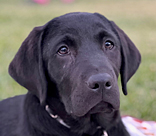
[88,101,114,114]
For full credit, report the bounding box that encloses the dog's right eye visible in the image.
[58,45,70,55]
[104,41,114,50]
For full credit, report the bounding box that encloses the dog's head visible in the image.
[9,12,141,118]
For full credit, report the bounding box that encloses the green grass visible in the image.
[0,0,156,121]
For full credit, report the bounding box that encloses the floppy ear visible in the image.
[110,21,141,95]
[9,25,47,105]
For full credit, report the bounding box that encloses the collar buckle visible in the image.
[102,131,108,136]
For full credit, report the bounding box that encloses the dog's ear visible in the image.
[9,25,47,105]
[110,21,141,95]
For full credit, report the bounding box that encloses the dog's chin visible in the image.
[70,101,115,118]
[88,101,114,115]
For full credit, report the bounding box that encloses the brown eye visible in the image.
[105,41,114,50]
[58,46,70,55]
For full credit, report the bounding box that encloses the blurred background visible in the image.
[0,0,156,121]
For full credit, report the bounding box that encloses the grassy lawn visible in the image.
[0,0,156,120]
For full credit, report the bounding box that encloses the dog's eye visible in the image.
[104,41,114,50]
[58,46,70,55]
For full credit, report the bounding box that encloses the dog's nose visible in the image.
[87,73,112,91]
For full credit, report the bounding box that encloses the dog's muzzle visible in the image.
[70,73,120,117]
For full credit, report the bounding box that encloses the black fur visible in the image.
[0,12,141,136]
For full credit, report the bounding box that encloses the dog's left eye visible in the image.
[104,41,114,50]
[58,45,70,55]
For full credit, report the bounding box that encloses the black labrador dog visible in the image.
[0,12,141,136]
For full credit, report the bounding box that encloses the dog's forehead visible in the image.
[48,12,111,35]
[43,12,119,49]
[57,12,106,25]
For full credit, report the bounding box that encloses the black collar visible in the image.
[45,105,108,136]
[45,105,70,128]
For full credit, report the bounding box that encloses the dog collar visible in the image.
[45,105,70,128]
[45,105,108,136]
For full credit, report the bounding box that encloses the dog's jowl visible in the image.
[0,12,141,136]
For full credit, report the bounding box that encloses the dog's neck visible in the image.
[45,105,108,136]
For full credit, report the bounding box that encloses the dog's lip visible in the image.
[88,101,114,114]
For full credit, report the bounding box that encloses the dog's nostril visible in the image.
[105,81,112,89]
[92,83,100,89]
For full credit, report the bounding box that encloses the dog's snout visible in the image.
[87,73,112,91]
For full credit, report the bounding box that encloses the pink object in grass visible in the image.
[33,0,50,5]
[61,0,75,3]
